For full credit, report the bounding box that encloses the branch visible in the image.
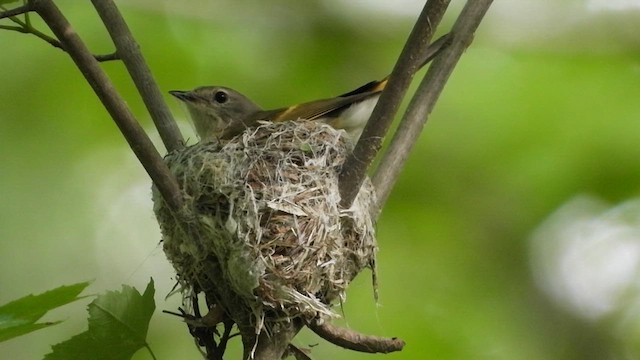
[242,320,304,360]
[338,0,451,208]
[94,52,119,62]
[216,320,234,359]
[308,321,405,354]
[30,0,183,211]
[91,0,184,152]
[284,344,312,360]
[1,4,119,62]
[373,0,494,210]
[0,3,32,20]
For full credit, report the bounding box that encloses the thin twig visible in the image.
[308,321,405,354]
[30,0,183,211]
[0,3,32,20]
[162,309,186,318]
[2,5,63,48]
[0,24,23,31]
[23,1,32,28]
[284,344,312,360]
[94,52,119,62]
[338,0,451,208]
[373,0,494,210]
[91,0,184,152]
[189,295,218,360]
[1,4,119,62]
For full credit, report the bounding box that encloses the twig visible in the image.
[284,344,312,360]
[162,309,186,318]
[23,1,31,28]
[373,0,494,210]
[91,0,184,152]
[2,11,63,48]
[162,305,225,328]
[30,0,183,211]
[94,52,119,62]
[0,3,32,20]
[0,24,23,31]
[308,321,405,354]
[216,320,234,359]
[1,4,119,62]
[338,0,451,208]
[189,295,218,360]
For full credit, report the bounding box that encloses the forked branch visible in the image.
[29,0,183,211]
[0,3,32,20]
[373,0,494,210]
[339,0,493,214]
[91,0,184,152]
[338,0,451,208]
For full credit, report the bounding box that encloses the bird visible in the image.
[169,34,450,142]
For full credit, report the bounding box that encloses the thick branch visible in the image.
[308,321,405,354]
[91,0,184,152]
[338,0,450,208]
[0,4,32,20]
[373,0,494,210]
[30,0,183,211]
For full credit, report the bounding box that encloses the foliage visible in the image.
[0,282,90,342]
[44,280,156,360]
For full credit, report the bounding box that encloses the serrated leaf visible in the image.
[88,279,156,346]
[44,332,111,360]
[44,279,156,360]
[0,282,91,342]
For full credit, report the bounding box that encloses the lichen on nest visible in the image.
[152,120,378,327]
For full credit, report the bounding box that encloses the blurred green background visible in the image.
[2,0,640,359]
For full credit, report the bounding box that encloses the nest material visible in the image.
[153,120,378,327]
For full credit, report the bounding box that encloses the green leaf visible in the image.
[0,282,91,342]
[0,1,22,6]
[44,279,156,360]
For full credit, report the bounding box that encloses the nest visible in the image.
[152,120,378,328]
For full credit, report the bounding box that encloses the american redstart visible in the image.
[170,34,450,142]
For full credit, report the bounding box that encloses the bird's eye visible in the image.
[214,91,228,104]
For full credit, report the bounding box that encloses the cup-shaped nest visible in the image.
[153,120,377,327]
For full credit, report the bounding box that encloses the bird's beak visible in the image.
[169,90,196,102]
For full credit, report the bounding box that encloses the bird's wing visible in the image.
[338,78,388,98]
[252,90,380,123]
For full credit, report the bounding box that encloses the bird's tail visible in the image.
[338,33,452,98]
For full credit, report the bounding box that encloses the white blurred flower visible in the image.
[587,0,640,11]
[530,196,640,320]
